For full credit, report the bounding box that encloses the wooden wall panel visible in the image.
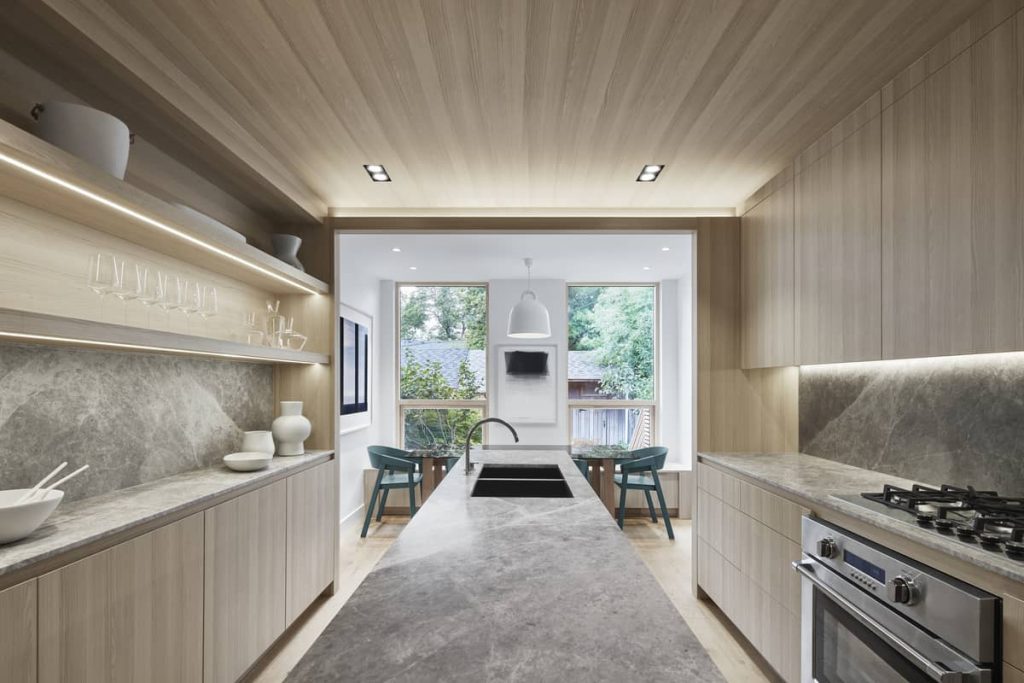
[795,115,882,364]
[0,579,36,681]
[38,514,203,683]
[696,219,798,453]
[882,13,1024,358]
[741,176,796,369]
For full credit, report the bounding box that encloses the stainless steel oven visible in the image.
[795,517,999,682]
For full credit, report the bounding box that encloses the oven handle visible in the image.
[793,560,965,683]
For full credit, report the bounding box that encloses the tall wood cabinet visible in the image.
[0,579,37,682]
[882,12,1024,359]
[796,115,882,364]
[204,481,288,683]
[38,514,204,683]
[741,174,796,369]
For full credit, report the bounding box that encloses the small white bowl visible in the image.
[0,489,64,544]
[223,452,272,472]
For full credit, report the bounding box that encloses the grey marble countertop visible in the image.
[289,449,722,682]
[0,450,333,581]
[698,452,1024,584]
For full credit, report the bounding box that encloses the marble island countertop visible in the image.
[699,452,1024,584]
[0,450,333,584]
[288,449,722,682]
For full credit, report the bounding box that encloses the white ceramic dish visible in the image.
[223,452,272,472]
[0,489,64,544]
[173,203,247,245]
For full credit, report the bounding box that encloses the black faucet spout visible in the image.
[464,417,519,474]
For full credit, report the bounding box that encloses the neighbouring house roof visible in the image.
[400,341,607,389]
[567,350,604,381]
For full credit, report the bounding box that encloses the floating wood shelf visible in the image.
[0,118,328,296]
[0,308,329,365]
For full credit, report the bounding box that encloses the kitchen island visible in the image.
[288,448,719,682]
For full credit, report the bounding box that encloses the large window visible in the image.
[567,285,656,449]
[398,284,487,449]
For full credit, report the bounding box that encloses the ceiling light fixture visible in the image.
[661,247,671,252]
[642,266,652,271]
[636,164,664,182]
[363,164,391,182]
[508,257,551,339]
[409,266,417,270]
[0,152,320,294]
[392,247,401,252]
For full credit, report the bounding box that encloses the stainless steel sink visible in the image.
[471,464,573,498]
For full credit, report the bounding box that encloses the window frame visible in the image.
[565,282,659,449]
[395,281,490,448]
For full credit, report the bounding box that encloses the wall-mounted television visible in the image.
[504,350,549,376]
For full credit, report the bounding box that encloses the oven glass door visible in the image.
[812,586,932,683]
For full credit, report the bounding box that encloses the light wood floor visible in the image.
[247,516,774,682]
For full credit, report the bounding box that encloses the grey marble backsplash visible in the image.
[0,342,273,502]
[800,354,1024,496]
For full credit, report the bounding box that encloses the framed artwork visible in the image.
[339,304,372,434]
[495,344,558,424]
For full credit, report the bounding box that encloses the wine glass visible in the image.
[244,311,264,346]
[136,266,159,306]
[180,280,201,317]
[199,286,218,319]
[114,260,142,302]
[87,253,116,295]
[156,273,179,311]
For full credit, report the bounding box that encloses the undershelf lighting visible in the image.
[0,331,322,364]
[0,151,321,295]
[363,164,391,182]
[636,164,664,182]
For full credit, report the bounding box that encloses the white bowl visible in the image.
[0,489,64,544]
[223,452,272,472]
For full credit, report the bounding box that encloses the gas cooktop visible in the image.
[838,483,1024,561]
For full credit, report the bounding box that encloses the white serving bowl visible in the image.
[0,489,64,544]
[223,452,272,472]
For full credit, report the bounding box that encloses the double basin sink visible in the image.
[471,464,573,498]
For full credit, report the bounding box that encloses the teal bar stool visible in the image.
[572,458,589,477]
[613,446,673,540]
[361,445,422,538]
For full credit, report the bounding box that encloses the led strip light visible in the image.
[0,151,321,295]
[0,330,321,364]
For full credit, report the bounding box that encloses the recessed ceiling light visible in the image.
[642,266,652,271]
[636,164,664,182]
[661,247,671,252]
[409,266,417,270]
[392,247,401,252]
[363,164,391,182]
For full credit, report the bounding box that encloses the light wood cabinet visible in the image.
[286,460,336,623]
[37,513,203,683]
[741,178,796,369]
[204,480,288,683]
[882,13,1024,359]
[696,462,804,682]
[0,579,37,681]
[796,116,883,364]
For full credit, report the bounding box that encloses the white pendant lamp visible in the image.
[507,257,551,339]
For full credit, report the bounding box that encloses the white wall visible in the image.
[486,279,568,444]
[336,254,387,523]
[658,278,694,468]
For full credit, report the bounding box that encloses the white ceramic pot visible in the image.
[32,102,131,179]
[271,234,304,272]
[241,430,275,456]
[272,401,311,456]
[0,489,64,544]
[173,203,246,244]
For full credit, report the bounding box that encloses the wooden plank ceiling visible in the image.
[4,0,993,214]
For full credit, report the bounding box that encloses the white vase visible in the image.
[241,430,275,456]
[32,102,131,179]
[271,234,304,272]
[272,401,311,456]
